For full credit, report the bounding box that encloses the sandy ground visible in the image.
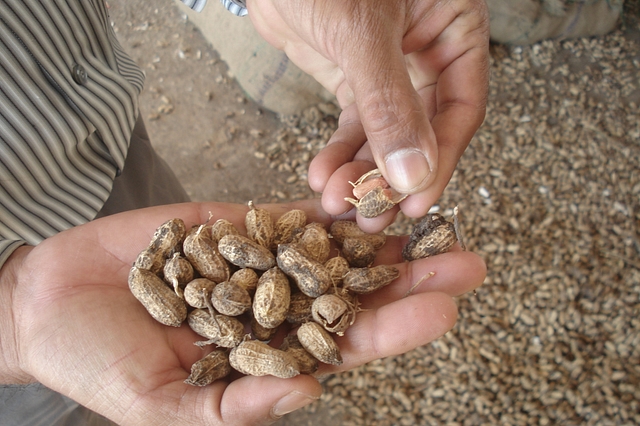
[108,1,304,205]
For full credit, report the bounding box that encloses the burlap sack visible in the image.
[176,1,334,116]
[487,0,623,45]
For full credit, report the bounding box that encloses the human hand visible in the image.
[247,0,490,232]
[0,199,485,425]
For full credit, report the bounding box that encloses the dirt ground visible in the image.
[107,1,640,425]
[108,0,310,205]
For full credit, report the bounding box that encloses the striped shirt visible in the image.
[0,1,246,425]
[0,0,245,270]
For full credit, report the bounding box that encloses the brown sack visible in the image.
[175,1,334,116]
[487,0,624,45]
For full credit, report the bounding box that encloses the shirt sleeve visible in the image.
[180,0,208,13]
[0,239,28,271]
[180,0,248,16]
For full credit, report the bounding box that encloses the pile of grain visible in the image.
[255,16,639,426]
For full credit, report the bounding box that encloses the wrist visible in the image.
[0,245,35,384]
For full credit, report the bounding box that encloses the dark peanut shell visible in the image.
[341,237,376,268]
[342,265,400,294]
[133,246,165,275]
[185,350,232,386]
[183,225,230,283]
[218,234,276,271]
[148,218,186,257]
[128,267,187,327]
[280,335,319,375]
[210,281,252,316]
[187,309,244,348]
[330,220,387,250]
[402,213,457,261]
[286,292,315,324]
[277,244,332,297]
[297,321,343,366]
[229,339,300,379]
[253,267,291,329]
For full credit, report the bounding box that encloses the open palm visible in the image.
[4,200,485,425]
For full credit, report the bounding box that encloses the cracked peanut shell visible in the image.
[344,169,407,218]
[402,213,457,261]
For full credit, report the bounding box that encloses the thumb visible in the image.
[218,375,322,424]
[341,28,437,194]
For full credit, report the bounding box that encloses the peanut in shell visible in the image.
[210,218,239,243]
[147,218,186,257]
[312,293,356,336]
[252,267,291,329]
[297,321,343,366]
[183,278,217,309]
[277,244,332,298]
[273,208,307,246]
[163,252,194,298]
[185,349,232,386]
[217,233,276,271]
[324,256,350,286]
[286,292,315,325]
[229,339,300,379]
[188,308,244,348]
[344,169,407,218]
[245,201,275,249]
[210,280,252,316]
[280,334,319,375]
[299,222,331,264]
[342,265,400,294]
[329,220,387,250]
[402,213,458,261]
[229,268,259,294]
[128,266,187,327]
[183,225,230,283]
[341,237,376,268]
[133,246,165,275]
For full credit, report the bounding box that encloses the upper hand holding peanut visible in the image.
[247,0,491,232]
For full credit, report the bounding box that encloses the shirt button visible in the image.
[72,64,88,85]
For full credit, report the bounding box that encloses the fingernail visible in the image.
[384,148,431,193]
[271,391,318,418]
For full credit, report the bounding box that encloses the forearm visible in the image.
[0,246,34,385]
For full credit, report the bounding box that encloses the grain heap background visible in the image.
[109,1,639,424]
